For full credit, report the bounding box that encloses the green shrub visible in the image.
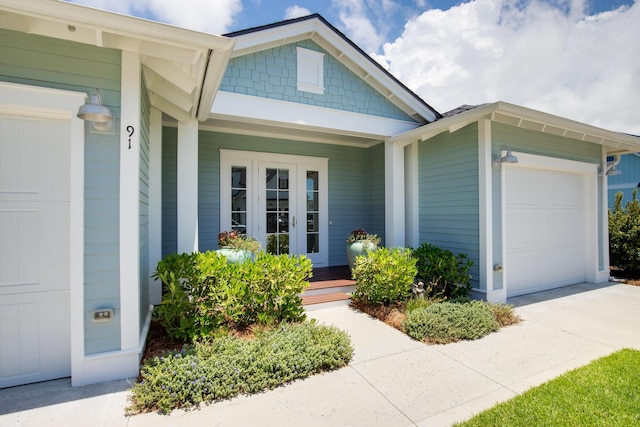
[153,251,312,341]
[609,191,640,273]
[403,301,499,344]
[412,243,473,299]
[351,247,417,304]
[127,322,353,413]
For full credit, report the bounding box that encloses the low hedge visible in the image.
[128,322,353,413]
[403,301,500,344]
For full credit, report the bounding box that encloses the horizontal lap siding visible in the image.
[419,123,480,287]
[162,130,381,266]
[0,29,122,355]
[139,78,150,331]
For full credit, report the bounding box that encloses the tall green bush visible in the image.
[153,251,312,341]
[351,247,417,304]
[609,191,640,273]
[412,243,472,299]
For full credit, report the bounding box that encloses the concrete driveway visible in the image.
[1,282,639,426]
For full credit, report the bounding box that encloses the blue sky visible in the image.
[68,0,639,135]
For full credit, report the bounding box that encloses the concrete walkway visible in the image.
[2,282,639,426]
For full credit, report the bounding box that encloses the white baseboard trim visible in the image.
[72,305,154,386]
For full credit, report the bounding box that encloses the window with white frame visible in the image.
[296,47,324,95]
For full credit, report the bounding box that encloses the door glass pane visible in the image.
[266,168,290,255]
[231,166,247,233]
[306,171,319,254]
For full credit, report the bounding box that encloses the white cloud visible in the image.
[382,0,640,135]
[284,5,312,20]
[332,0,386,53]
[67,0,242,34]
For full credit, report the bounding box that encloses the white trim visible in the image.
[119,50,141,351]
[501,152,600,298]
[220,150,329,266]
[211,91,420,139]
[0,82,86,386]
[404,142,419,248]
[148,107,163,305]
[73,305,153,386]
[478,119,494,297]
[608,183,640,190]
[385,140,405,247]
[599,147,611,282]
[391,101,640,155]
[177,119,200,253]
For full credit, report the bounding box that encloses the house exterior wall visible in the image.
[607,153,640,208]
[418,123,480,288]
[0,29,123,355]
[490,122,603,291]
[139,75,151,331]
[161,129,385,265]
[220,40,415,122]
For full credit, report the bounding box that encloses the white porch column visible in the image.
[404,141,419,248]
[385,139,405,247]
[478,119,501,302]
[148,107,163,305]
[177,119,199,253]
[119,50,141,350]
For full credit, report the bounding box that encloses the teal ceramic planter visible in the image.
[216,248,252,263]
[346,241,378,270]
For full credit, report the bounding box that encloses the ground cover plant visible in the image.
[456,349,640,426]
[132,250,354,413]
[128,322,353,414]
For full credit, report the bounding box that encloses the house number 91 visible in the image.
[126,125,135,149]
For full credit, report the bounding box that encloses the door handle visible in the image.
[292,216,296,228]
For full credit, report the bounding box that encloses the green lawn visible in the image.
[457,349,640,427]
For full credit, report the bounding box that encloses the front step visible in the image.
[302,292,351,311]
[301,278,355,310]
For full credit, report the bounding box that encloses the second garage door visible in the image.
[505,165,589,297]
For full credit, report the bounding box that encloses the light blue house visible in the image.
[1,0,639,388]
[607,153,640,208]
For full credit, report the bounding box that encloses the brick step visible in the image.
[302,292,351,311]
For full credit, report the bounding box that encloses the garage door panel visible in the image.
[506,166,587,297]
[0,113,71,388]
[0,291,70,388]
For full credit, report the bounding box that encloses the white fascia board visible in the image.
[230,18,438,123]
[391,101,640,153]
[210,91,420,139]
[0,0,232,52]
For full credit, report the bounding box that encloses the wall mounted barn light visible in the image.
[493,148,519,167]
[77,89,114,131]
[599,154,622,177]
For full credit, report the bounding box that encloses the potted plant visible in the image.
[216,230,261,263]
[346,228,381,270]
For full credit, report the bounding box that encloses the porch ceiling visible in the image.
[0,0,235,122]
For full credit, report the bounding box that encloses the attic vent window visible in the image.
[296,47,324,95]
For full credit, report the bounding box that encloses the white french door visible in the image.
[220,150,328,266]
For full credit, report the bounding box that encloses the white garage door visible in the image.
[0,114,71,388]
[505,166,588,297]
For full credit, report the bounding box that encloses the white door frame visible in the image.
[501,152,599,296]
[220,149,329,266]
[0,82,85,385]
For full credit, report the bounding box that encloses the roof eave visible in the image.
[391,101,640,154]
